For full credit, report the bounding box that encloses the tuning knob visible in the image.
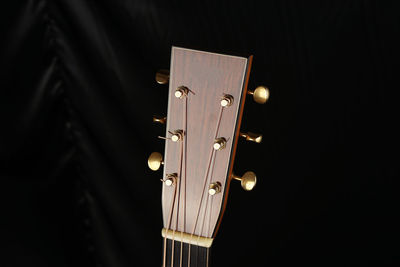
[247,86,270,104]
[148,152,164,171]
[239,132,262,143]
[232,171,257,191]
[155,69,170,84]
[153,115,167,124]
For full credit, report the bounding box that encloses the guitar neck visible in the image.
[163,239,210,267]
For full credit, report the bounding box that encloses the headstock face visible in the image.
[162,47,252,239]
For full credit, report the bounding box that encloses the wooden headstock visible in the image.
[149,47,268,250]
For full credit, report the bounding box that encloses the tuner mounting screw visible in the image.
[220,94,234,107]
[209,182,222,195]
[213,137,227,150]
[175,86,189,99]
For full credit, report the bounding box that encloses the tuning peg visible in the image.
[148,152,164,171]
[153,115,167,124]
[208,182,222,195]
[247,86,270,104]
[232,171,257,191]
[239,132,262,143]
[155,69,170,84]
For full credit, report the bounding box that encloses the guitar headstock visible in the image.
[148,47,269,247]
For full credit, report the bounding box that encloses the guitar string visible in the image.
[206,196,213,267]
[170,138,183,267]
[163,97,188,267]
[170,127,183,266]
[194,152,215,264]
[197,147,217,262]
[196,132,218,266]
[182,95,188,266]
[187,106,224,267]
[163,178,178,267]
[187,139,217,266]
[178,97,188,267]
[206,154,216,267]
[171,95,189,267]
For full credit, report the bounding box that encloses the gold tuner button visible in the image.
[148,152,164,171]
[220,94,234,107]
[239,132,263,143]
[209,182,222,196]
[164,173,177,186]
[232,171,257,191]
[247,86,270,104]
[171,130,184,142]
[153,115,167,124]
[155,69,170,84]
[175,86,189,99]
[213,137,227,150]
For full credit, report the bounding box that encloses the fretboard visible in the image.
[163,239,210,267]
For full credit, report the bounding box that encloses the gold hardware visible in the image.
[148,152,163,171]
[152,115,167,124]
[161,228,213,248]
[155,69,170,84]
[175,86,189,99]
[232,171,257,191]
[170,130,184,142]
[239,132,262,143]
[220,94,234,107]
[247,86,270,104]
[213,137,227,150]
[164,173,177,186]
[208,182,222,195]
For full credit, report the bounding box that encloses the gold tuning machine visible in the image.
[148,152,164,171]
[247,86,270,104]
[155,69,170,84]
[153,115,167,124]
[232,171,257,191]
[239,132,262,143]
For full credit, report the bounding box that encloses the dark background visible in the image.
[1,0,399,266]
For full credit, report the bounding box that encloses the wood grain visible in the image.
[162,47,251,239]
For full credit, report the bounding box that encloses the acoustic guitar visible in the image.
[148,47,269,267]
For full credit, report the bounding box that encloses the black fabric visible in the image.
[1,0,399,266]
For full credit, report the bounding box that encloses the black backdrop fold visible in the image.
[1,0,399,266]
